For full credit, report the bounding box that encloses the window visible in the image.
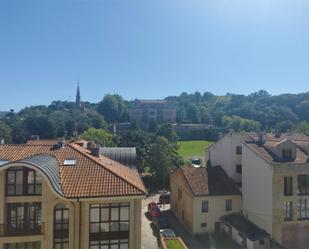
[201,222,207,228]
[201,200,209,213]
[236,165,242,174]
[298,175,309,195]
[298,199,309,220]
[4,242,41,249]
[54,204,69,249]
[178,189,182,201]
[6,167,42,196]
[226,200,232,211]
[282,149,293,161]
[6,203,41,235]
[90,239,128,249]
[284,177,293,196]
[259,239,265,245]
[236,146,242,155]
[63,159,76,166]
[283,201,293,221]
[89,203,129,249]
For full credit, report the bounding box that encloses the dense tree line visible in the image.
[167,90,309,134]
[1,90,309,144]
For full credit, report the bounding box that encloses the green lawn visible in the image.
[166,239,186,249]
[177,140,213,159]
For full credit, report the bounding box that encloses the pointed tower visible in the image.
[75,82,81,109]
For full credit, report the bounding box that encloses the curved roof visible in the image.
[0,154,63,196]
[100,147,136,167]
[0,143,146,198]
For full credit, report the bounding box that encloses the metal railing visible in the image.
[0,222,44,237]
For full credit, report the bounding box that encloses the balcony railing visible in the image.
[0,222,44,237]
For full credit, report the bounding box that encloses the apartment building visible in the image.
[170,165,241,235]
[243,133,309,248]
[206,132,309,248]
[0,139,146,249]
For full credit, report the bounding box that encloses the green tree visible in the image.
[0,120,12,143]
[155,124,178,143]
[80,128,116,146]
[148,136,174,189]
[97,94,128,123]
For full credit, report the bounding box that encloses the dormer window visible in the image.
[6,167,42,196]
[282,149,293,161]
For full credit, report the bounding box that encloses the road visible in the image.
[141,194,208,249]
[141,194,161,249]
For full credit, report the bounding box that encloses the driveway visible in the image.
[141,194,161,249]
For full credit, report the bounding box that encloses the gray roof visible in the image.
[221,213,269,241]
[100,147,136,167]
[0,154,63,196]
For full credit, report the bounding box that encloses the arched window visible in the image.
[54,203,69,249]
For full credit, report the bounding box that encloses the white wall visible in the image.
[242,144,273,235]
[205,133,244,183]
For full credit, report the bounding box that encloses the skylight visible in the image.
[63,159,76,166]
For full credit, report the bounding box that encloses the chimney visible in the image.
[57,137,65,148]
[90,144,100,157]
[30,135,40,141]
[274,130,281,138]
[0,138,4,147]
[87,141,95,150]
[258,132,266,146]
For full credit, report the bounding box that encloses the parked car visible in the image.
[153,216,169,230]
[159,229,176,238]
[159,192,170,204]
[148,202,161,217]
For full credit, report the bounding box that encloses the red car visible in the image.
[148,202,161,217]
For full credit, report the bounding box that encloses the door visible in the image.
[215,222,221,233]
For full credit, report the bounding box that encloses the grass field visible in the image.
[165,239,186,249]
[177,140,213,159]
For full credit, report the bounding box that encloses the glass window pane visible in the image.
[111,207,119,221]
[120,244,129,249]
[101,208,109,221]
[7,171,15,184]
[36,173,42,184]
[91,208,100,222]
[16,171,23,184]
[120,222,129,231]
[120,207,129,221]
[28,171,35,184]
[111,222,119,231]
[100,223,110,232]
[90,223,100,233]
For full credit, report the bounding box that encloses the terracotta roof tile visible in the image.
[0,143,146,198]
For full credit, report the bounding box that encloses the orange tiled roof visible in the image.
[0,142,146,198]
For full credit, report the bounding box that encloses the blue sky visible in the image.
[0,0,309,111]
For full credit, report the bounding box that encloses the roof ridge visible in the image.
[68,143,145,194]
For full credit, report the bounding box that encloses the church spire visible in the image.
[75,81,81,109]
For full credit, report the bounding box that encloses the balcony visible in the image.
[0,222,44,237]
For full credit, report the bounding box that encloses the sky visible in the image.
[0,0,309,111]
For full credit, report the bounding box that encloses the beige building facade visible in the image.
[207,132,309,248]
[0,140,146,249]
[170,165,241,235]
